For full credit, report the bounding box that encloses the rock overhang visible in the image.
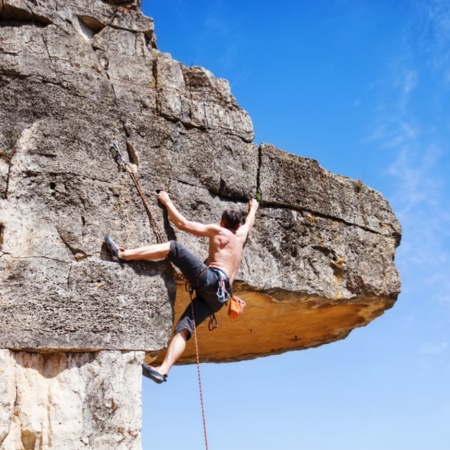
[0,0,401,364]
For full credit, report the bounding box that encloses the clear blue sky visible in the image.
[140,1,450,449]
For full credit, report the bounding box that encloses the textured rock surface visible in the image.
[0,0,401,447]
[0,349,143,450]
[0,0,400,359]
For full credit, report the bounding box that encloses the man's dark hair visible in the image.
[221,209,244,230]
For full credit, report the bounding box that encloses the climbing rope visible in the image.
[111,141,210,450]
[187,284,209,450]
[111,141,165,244]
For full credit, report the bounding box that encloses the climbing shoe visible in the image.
[142,363,167,384]
[104,235,124,262]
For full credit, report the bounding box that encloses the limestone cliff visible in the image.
[0,0,401,448]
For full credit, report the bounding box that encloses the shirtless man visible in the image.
[105,191,259,384]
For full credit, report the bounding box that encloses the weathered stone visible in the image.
[0,0,401,361]
[0,349,143,450]
[0,0,401,447]
[259,143,401,239]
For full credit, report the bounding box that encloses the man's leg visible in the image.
[119,242,170,261]
[143,329,189,383]
[105,235,171,262]
[143,296,211,383]
[154,329,189,375]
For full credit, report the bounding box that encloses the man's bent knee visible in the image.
[176,328,190,340]
[173,320,193,340]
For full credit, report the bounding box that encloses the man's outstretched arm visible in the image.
[238,198,259,238]
[158,191,219,237]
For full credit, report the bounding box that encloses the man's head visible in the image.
[221,209,244,231]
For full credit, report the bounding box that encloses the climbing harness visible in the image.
[210,267,231,303]
[111,141,210,450]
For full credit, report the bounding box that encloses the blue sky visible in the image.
[140,1,450,449]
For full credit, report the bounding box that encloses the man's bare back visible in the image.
[206,227,246,284]
[158,191,258,285]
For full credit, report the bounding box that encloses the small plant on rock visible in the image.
[1,131,21,162]
[354,177,364,192]
[9,132,21,148]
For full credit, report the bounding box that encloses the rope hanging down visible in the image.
[187,284,210,450]
[111,141,210,450]
[111,141,165,244]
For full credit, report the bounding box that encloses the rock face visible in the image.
[0,0,401,448]
[0,349,143,449]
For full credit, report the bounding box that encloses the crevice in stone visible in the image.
[1,130,21,199]
[36,152,57,159]
[206,187,250,205]
[151,57,158,92]
[41,34,58,78]
[0,426,9,446]
[145,30,157,50]
[13,168,112,185]
[4,162,11,199]
[0,18,49,28]
[0,68,30,80]
[3,253,72,265]
[40,78,90,97]
[182,62,197,128]
[202,102,208,129]
[126,140,139,166]
[256,144,262,201]
[263,199,395,239]
[174,178,197,190]
[0,49,18,56]
[57,229,89,262]
[219,127,253,144]
[160,112,252,142]
[77,15,105,40]
[107,8,119,31]
[159,113,207,133]
[108,22,146,35]
[12,378,20,439]
[67,262,73,290]
[151,57,163,120]
[0,3,52,27]
[90,47,132,154]
[0,223,4,252]
[218,177,226,196]
[180,119,207,133]
[101,0,138,9]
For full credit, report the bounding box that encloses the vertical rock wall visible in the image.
[0,350,143,450]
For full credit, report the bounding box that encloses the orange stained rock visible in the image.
[150,279,395,366]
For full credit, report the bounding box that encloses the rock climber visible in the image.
[105,191,259,384]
